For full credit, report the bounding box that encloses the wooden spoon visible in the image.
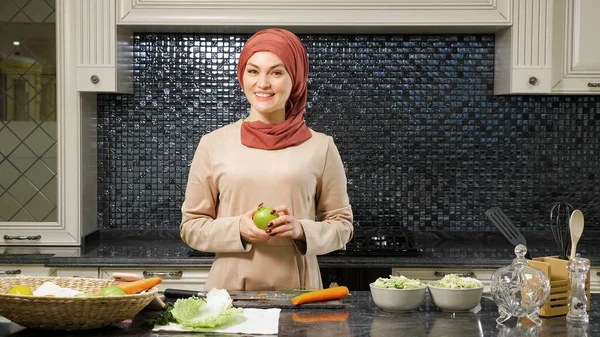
[569,210,585,260]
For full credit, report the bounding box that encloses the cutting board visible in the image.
[232,291,345,309]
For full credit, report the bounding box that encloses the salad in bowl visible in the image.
[428,274,484,312]
[370,275,426,312]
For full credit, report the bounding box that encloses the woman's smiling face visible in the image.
[242,52,293,123]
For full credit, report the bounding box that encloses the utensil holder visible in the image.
[527,256,591,317]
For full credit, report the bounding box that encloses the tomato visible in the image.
[7,285,33,296]
[253,205,279,230]
[98,285,126,296]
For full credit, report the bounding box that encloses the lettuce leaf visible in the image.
[170,288,244,329]
[373,275,425,289]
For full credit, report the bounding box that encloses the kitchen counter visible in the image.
[0,292,597,336]
[2,229,599,269]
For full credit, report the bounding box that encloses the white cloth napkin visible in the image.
[152,308,281,335]
[32,281,82,297]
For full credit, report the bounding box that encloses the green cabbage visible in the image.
[170,288,244,329]
[433,274,483,289]
[372,275,425,289]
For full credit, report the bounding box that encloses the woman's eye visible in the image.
[247,69,258,74]
[272,70,283,76]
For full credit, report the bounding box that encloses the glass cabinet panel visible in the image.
[0,0,56,222]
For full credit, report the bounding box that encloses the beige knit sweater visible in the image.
[180,119,353,291]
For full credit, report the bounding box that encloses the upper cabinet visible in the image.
[73,0,132,93]
[116,0,511,29]
[551,0,600,93]
[495,0,600,94]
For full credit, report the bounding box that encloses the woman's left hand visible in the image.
[266,205,305,241]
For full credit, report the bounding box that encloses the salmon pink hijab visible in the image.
[237,28,312,150]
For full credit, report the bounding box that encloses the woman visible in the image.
[180,28,353,291]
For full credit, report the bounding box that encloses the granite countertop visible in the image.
[0,292,597,336]
[1,229,599,269]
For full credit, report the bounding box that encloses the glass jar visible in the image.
[490,244,551,325]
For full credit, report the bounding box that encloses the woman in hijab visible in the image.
[180,28,353,291]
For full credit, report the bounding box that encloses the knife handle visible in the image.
[164,288,205,299]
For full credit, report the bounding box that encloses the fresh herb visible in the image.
[143,302,175,326]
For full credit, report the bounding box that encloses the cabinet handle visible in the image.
[434,271,475,278]
[4,235,41,241]
[588,82,600,88]
[143,271,183,279]
[528,76,538,85]
[0,269,22,275]
[90,75,100,84]
[597,272,600,276]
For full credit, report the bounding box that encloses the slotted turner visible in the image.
[485,207,532,259]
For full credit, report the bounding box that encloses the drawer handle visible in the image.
[4,235,42,241]
[143,271,183,279]
[588,82,600,88]
[0,269,22,275]
[434,271,475,278]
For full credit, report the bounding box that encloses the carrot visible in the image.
[291,286,349,305]
[292,310,349,323]
[116,277,162,294]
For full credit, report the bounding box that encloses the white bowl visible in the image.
[369,283,426,313]
[427,284,483,312]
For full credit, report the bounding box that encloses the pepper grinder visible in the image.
[566,253,590,324]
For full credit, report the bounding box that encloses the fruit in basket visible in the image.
[75,292,95,297]
[7,285,33,295]
[98,285,127,296]
[253,205,279,230]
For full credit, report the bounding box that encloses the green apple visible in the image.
[98,285,126,296]
[253,205,279,230]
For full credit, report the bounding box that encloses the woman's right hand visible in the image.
[240,203,271,243]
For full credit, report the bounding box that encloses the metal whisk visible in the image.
[550,202,574,260]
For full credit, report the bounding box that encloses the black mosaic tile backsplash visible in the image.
[97,33,600,231]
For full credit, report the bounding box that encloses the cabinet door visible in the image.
[392,268,495,292]
[0,265,53,277]
[53,268,99,278]
[552,0,600,93]
[100,268,210,291]
[1,0,87,245]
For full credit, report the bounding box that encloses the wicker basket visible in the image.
[0,276,157,331]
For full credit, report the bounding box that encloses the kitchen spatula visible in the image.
[485,207,532,259]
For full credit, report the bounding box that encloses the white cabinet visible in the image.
[117,0,511,29]
[0,265,54,277]
[53,268,100,278]
[392,268,496,292]
[72,0,132,93]
[100,268,210,292]
[495,0,600,94]
[494,0,554,94]
[551,0,600,93]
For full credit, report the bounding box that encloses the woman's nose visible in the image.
[257,74,270,88]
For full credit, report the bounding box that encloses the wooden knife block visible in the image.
[527,256,591,317]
